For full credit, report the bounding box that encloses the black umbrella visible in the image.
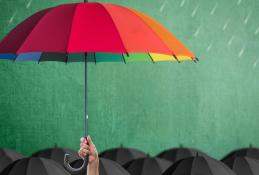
[163,155,236,175]
[32,147,80,166]
[126,157,172,175]
[222,146,259,161]
[157,147,208,163]
[0,157,70,175]
[71,158,130,175]
[99,146,146,166]
[222,156,259,175]
[0,148,24,172]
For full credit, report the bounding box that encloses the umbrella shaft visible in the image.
[84,53,88,138]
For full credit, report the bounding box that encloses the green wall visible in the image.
[0,0,259,159]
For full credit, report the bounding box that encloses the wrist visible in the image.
[89,157,99,168]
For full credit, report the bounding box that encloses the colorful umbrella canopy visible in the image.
[0,1,197,174]
[0,2,196,62]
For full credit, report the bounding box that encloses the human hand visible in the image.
[78,136,99,165]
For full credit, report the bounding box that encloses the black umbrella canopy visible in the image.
[163,155,236,175]
[99,146,146,166]
[222,146,259,161]
[0,148,24,172]
[32,147,80,166]
[126,157,172,175]
[71,158,130,175]
[157,147,208,163]
[0,157,70,175]
[222,156,259,175]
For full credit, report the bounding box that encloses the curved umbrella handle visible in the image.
[64,154,88,174]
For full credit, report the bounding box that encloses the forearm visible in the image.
[87,159,99,175]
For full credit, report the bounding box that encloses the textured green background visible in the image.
[0,0,259,159]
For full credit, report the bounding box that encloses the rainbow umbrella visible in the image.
[0,1,197,174]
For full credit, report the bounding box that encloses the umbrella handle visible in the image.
[64,154,89,174]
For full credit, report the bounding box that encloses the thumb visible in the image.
[80,137,87,144]
[87,135,94,146]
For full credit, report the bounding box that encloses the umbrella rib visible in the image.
[38,53,42,64]
[94,52,97,64]
[148,53,155,64]
[65,52,69,63]
[173,54,181,63]
[13,55,18,62]
[122,53,127,64]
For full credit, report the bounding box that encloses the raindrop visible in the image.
[238,45,246,57]
[26,0,32,9]
[8,12,16,24]
[206,42,213,52]
[194,26,201,37]
[237,0,242,5]
[255,27,259,35]
[253,58,259,68]
[191,6,199,17]
[222,19,230,31]
[180,0,185,7]
[243,12,251,25]
[210,4,218,15]
[159,0,167,12]
[227,36,235,46]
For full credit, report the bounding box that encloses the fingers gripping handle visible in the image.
[64,137,89,174]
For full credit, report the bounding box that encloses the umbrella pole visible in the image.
[84,0,88,139]
[84,53,88,138]
[63,53,89,174]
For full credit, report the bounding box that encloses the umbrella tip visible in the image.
[249,144,253,148]
[173,54,181,63]
[54,143,58,148]
[120,144,123,148]
[146,153,150,157]
[195,152,199,157]
[179,144,183,148]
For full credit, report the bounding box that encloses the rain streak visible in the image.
[8,12,16,24]
[227,36,235,46]
[191,6,199,17]
[180,0,185,7]
[210,4,218,15]
[253,58,259,68]
[26,0,33,9]
[238,45,246,57]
